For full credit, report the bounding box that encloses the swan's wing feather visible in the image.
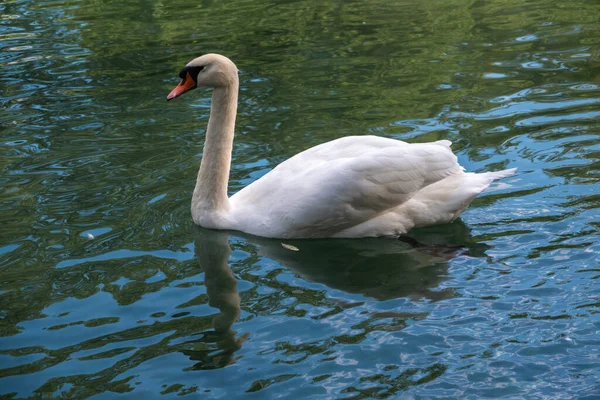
[231,136,462,237]
[329,143,460,213]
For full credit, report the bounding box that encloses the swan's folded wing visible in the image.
[289,143,461,234]
[231,139,463,238]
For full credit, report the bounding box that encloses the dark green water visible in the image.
[1,0,600,397]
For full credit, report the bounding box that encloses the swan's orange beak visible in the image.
[167,71,197,101]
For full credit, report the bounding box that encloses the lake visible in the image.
[1,0,599,398]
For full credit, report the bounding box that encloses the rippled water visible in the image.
[1,0,600,398]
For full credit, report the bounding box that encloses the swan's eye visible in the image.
[188,65,205,79]
[178,65,205,83]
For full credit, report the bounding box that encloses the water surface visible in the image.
[1,0,600,398]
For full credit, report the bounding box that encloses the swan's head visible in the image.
[166,53,238,101]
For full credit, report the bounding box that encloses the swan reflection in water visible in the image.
[181,228,248,370]
[184,222,487,369]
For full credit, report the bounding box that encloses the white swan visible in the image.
[167,54,516,239]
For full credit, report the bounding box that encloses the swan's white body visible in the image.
[227,136,515,238]
[169,54,516,239]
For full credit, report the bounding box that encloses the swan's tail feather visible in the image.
[433,139,452,147]
[484,167,517,181]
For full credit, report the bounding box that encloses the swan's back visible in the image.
[228,135,487,238]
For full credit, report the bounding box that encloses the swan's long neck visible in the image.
[192,81,238,223]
